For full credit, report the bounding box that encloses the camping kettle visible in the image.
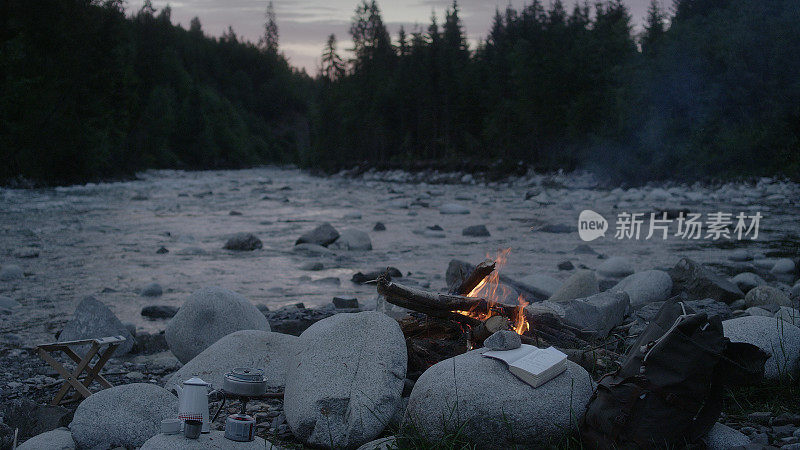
[175,377,211,433]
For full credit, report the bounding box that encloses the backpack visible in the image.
[580,297,769,449]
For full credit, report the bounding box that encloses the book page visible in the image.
[509,347,566,377]
[482,344,537,365]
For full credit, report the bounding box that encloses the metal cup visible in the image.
[184,420,203,439]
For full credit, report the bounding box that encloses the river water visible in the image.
[1,167,798,344]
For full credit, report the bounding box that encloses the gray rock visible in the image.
[292,243,335,256]
[723,316,800,379]
[439,203,470,214]
[356,436,397,450]
[669,258,744,303]
[548,270,599,303]
[284,312,407,449]
[462,225,490,237]
[791,282,800,300]
[69,383,176,449]
[141,430,276,449]
[483,330,522,350]
[775,307,800,326]
[373,222,386,231]
[165,287,271,364]
[300,261,324,271]
[543,292,630,338]
[731,272,767,293]
[772,258,796,274]
[704,422,750,449]
[140,282,163,297]
[166,330,296,391]
[265,306,334,336]
[1,399,73,445]
[404,349,593,448]
[558,260,575,270]
[0,264,24,281]
[295,223,340,247]
[156,246,169,254]
[0,296,21,309]
[746,306,774,317]
[517,274,563,299]
[330,229,372,251]
[332,296,359,309]
[224,232,263,251]
[610,270,673,308]
[141,305,178,319]
[685,298,733,321]
[597,257,634,278]
[59,296,134,355]
[18,428,75,450]
[745,286,793,308]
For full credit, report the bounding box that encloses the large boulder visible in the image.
[166,330,296,391]
[295,223,340,247]
[17,428,75,450]
[775,307,800,326]
[722,316,800,380]
[517,274,562,299]
[284,312,407,448]
[610,270,673,308]
[544,292,630,338]
[744,285,793,308]
[69,383,177,449]
[59,296,134,355]
[166,287,271,364]
[669,258,744,303]
[404,349,593,448]
[330,229,372,251]
[730,272,766,293]
[597,256,634,279]
[703,423,749,449]
[548,270,599,303]
[141,430,278,449]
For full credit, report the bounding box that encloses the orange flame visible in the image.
[457,248,529,336]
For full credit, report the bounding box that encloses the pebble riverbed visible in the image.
[1,166,798,343]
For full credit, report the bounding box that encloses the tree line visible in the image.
[312,0,800,183]
[1,0,799,185]
[1,0,311,185]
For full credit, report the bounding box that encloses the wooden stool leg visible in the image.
[38,344,99,405]
[69,343,119,401]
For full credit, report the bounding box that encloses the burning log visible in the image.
[377,273,591,350]
[451,259,496,295]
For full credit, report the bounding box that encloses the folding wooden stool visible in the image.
[35,335,126,406]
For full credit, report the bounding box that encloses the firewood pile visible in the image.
[376,256,621,379]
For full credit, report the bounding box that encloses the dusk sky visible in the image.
[132,0,656,73]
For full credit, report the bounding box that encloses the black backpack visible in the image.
[580,297,769,449]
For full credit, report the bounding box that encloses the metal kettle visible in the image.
[175,377,211,433]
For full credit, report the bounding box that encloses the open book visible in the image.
[482,345,567,388]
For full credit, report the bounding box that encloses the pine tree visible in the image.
[321,34,344,80]
[259,1,279,53]
[642,0,666,54]
[189,16,202,35]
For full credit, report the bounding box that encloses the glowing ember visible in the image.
[458,248,530,335]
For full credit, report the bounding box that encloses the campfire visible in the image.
[376,250,612,379]
[455,248,530,335]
